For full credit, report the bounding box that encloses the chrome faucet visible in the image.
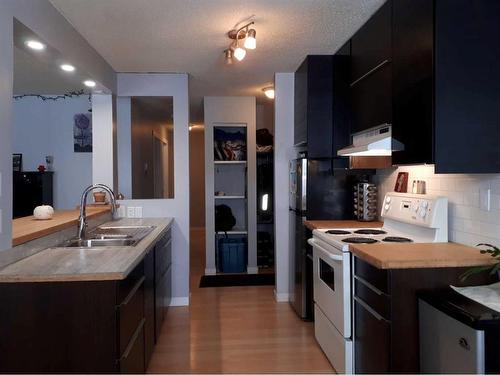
[77,184,117,239]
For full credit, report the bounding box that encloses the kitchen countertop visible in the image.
[12,206,112,247]
[0,217,172,283]
[349,242,497,270]
[304,220,383,231]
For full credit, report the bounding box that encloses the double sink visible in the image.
[64,225,156,248]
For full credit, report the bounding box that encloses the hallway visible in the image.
[147,228,335,373]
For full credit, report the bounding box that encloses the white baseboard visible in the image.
[169,297,189,306]
[274,290,290,302]
[247,266,259,274]
[205,268,216,275]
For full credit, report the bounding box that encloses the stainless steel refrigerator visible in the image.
[289,157,370,320]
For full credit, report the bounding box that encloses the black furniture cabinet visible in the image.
[13,171,53,218]
[353,256,492,373]
[391,0,500,172]
[0,228,172,373]
[294,55,350,158]
[350,0,392,134]
[155,229,172,339]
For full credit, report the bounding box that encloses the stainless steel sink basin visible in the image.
[65,238,136,247]
[64,225,156,248]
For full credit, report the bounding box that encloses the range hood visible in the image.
[337,124,404,156]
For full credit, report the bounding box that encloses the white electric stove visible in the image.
[309,192,448,374]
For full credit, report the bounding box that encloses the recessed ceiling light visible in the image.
[60,64,75,72]
[25,40,45,51]
[263,87,275,99]
[83,80,96,87]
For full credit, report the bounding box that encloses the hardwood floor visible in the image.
[147,228,335,374]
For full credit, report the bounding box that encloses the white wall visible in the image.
[92,94,117,192]
[0,0,116,250]
[256,102,274,134]
[117,73,190,306]
[375,165,500,247]
[13,96,92,209]
[273,73,295,302]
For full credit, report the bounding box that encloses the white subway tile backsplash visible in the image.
[375,165,500,247]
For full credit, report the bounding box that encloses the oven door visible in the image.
[309,237,351,338]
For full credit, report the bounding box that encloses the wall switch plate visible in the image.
[127,206,136,218]
[134,206,143,218]
[117,206,126,218]
[480,188,491,211]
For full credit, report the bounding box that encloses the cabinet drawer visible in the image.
[354,257,390,295]
[354,275,391,320]
[118,319,145,374]
[118,275,145,355]
[118,261,145,302]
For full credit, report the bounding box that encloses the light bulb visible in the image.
[83,80,96,87]
[25,40,45,50]
[263,87,275,99]
[244,29,257,50]
[233,47,246,61]
[60,64,75,72]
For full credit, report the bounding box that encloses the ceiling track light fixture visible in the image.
[224,21,257,64]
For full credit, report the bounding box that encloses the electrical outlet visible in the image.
[127,206,136,218]
[134,206,143,218]
[480,188,491,211]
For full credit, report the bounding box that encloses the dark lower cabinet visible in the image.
[353,256,493,373]
[0,228,172,373]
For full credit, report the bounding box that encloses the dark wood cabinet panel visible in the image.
[118,321,145,374]
[144,248,155,364]
[294,55,351,158]
[433,0,500,173]
[350,65,392,133]
[391,0,433,166]
[391,0,500,171]
[350,0,392,83]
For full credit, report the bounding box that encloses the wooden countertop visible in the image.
[349,242,497,269]
[12,207,112,247]
[0,218,173,282]
[304,220,383,231]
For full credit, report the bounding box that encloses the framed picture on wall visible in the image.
[13,153,22,172]
[394,172,409,193]
[73,113,93,152]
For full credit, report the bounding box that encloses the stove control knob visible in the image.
[421,201,429,209]
[385,196,391,203]
[384,204,390,211]
[419,208,427,218]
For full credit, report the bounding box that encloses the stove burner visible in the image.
[326,230,352,235]
[342,237,378,244]
[382,236,413,243]
[354,229,387,235]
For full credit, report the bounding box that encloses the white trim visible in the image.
[274,290,290,302]
[169,297,189,306]
[205,267,217,275]
[247,266,259,274]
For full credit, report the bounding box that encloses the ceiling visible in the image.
[49,0,385,122]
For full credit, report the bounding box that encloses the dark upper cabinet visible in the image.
[392,0,500,172]
[294,55,350,158]
[350,0,392,133]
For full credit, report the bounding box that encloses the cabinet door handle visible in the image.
[308,238,343,262]
[118,318,145,362]
[120,276,145,307]
[354,275,387,296]
[354,295,390,323]
[350,59,390,87]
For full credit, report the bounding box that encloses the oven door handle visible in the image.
[307,238,343,262]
